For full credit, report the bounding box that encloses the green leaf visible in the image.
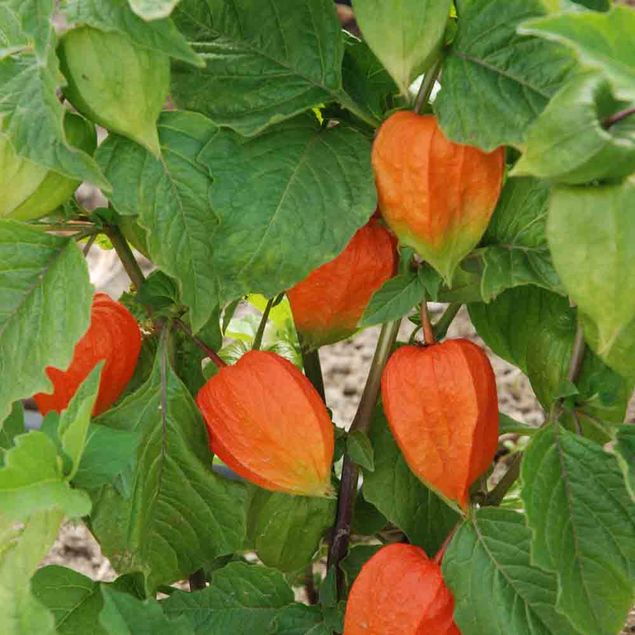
[0,402,24,462]
[0,221,92,423]
[442,508,580,635]
[613,425,635,501]
[72,423,140,491]
[62,0,200,65]
[347,430,374,471]
[0,0,55,59]
[0,40,107,187]
[246,489,335,573]
[340,544,382,590]
[97,111,218,331]
[31,566,107,635]
[580,312,635,385]
[268,604,329,635]
[547,181,635,357]
[351,494,388,535]
[521,5,635,102]
[362,408,459,555]
[162,562,295,634]
[435,0,576,150]
[499,412,539,436]
[100,587,193,635]
[469,286,631,438]
[474,177,562,300]
[341,34,398,124]
[57,363,102,479]
[172,0,345,135]
[89,341,247,591]
[0,431,90,521]
[521,424,635,634]
[129,0,181,20]
[0,510,63,635]
[359,270,423,328]
[353,0,451,95]
[513,73,635,184]
[198,114,376,306]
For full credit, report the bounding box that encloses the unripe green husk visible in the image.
[0,112,96,221]
[58,27,169,155]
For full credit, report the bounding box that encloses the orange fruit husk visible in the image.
[34,292,141,416]
[381,338,499,511]
[343,543,460,635]
[372,111,504,284]
[288,219,397,349]
[196,350,334,497]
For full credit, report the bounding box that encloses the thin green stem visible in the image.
[414,57,442,114]
[603,106,635,129]
[175,319,227,370]
[107,225,146,291]
[433,303,461,340]
[420,298,435,345]
[252,296,275,351]
[300,341,326,402]
[82,233,98,256]
[327,319,401,595]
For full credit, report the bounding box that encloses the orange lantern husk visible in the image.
[372,111,504,284]
[196,350,334,497]
[288,219,397,349]
[381,339,499,511]
[34,292,141,416]
[343,543,460,635]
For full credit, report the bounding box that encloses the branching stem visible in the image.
[327,319,401,595]
[252,296,275,351]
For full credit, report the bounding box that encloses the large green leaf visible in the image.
[435,0,576,150]
[162,562,297,634]
[89,341,247,591]
[246,489,335,573]
[268,604,329,635]
[31,566,107,635]
[361,409,459,556]
[97,111,218,332]
[0,431,91,521]
[100,112,374,332]
[62,0,200,65]
[171,0,348,135]
[0,3,107,187]
[72,423,140,491]
[580,312,635,385]
[199,113,375,306]
[547,181,635,358]
[0,510,62,635]
[442,508,580,635]
[100,587,193,635]
[341,34,398,124]
[613,425,635,502]
[353,0,451,95]
[522,6,635,102]
[473,177,562,300]
[513,73,635,184]
[469,286,631,439]
[0,221,92,423]
[521,424,635,634]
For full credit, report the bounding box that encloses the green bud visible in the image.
[58,27,169,155]
[0,113,96,221]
